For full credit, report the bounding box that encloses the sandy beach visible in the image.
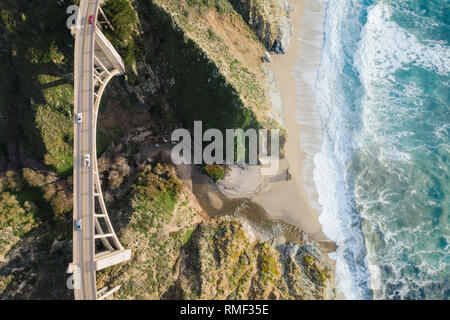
[249,0,338,292]
[251,0,327,242]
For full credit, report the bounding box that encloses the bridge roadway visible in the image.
[73,0,100,300]
[71,0,130,300]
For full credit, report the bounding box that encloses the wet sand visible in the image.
[252,0,326,242]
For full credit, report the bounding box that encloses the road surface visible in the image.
[73,0,99,300]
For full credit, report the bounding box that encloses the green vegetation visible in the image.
[187,0,232,13]
[182,228,195,245]
[102,0,139,74]
[136,0,286,153]
[0,0,319,300]
[137,0,259,132]
[0,165,71,222]
[202,164,225,182]
[0,0,287,175]
[0,0,142,175]
[16,186,53,222]
[87,161,332,300]
[302,253,331,285]
[0,0,285,178]
[21,167,72,218]
[0,166,73,299]
[0,0,74,174]
[97,163,202,298]
[258,242,281,282]
[0,192,37,244]
[132,163,183,232]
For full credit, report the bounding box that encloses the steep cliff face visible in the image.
[228,0,294,53]
[0,0,290,176]
[125,0,282,132]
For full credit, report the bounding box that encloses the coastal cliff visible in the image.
[0,0,335,300]
[0,129,333,300]
[229,0,294,53]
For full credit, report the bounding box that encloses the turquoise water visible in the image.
[313,0,449,299]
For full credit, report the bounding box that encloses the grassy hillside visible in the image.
[101,0,284,134]
[0,0,76,176]
[143,0,276,130]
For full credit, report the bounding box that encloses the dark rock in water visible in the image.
[262,51,271,63]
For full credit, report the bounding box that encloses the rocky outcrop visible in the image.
[229,0,294,53]
[216,164,262,197]
[0,232,73,300]
[170,217,333,299]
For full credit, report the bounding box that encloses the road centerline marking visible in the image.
[80,0,93,300]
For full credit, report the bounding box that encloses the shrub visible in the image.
[202,164,225,182]
[131,164,183,231]
[103,0,138,70]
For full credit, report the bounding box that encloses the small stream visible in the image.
[189,162,308,245]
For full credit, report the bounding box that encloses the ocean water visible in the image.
[303,0,449,299]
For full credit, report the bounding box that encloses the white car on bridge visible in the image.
[76,112,83,124]
[84,154,90,168]
[75,219,82,231]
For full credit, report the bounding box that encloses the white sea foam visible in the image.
[308,0,374,299]
[352,2,450,293]
[294,0,449,299]
[355,2,450,165]
[291,0,371,299]
[355,3,450,84]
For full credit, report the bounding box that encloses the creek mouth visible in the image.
[189,159,334,251]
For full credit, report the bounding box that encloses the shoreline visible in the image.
[252,0,326,242]
[251,0,337,292]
